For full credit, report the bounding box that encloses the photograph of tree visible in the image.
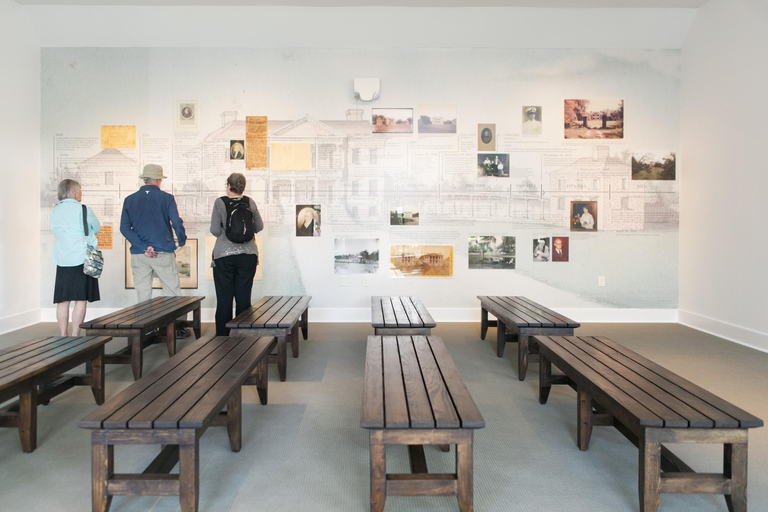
[564,98,624,139]
[631,151,676,180]
[468,236,515,269]
[334,238,379,274]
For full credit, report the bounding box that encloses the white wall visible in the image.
[0,0,41,333]
[679,0,768,350]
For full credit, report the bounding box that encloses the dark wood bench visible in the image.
[362,335,485,512]
[228,295,311,382]
[81,295,204,380]
[371,296,436,335]
[0,335,111,452]
[79,334,276,512]
[478,295,579,380]
[536,334,763,512]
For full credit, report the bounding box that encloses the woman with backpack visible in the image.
[210,173,264,336]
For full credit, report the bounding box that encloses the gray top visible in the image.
[209,196,264,260]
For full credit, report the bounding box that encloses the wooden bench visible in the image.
[536,335,763,512]
[477,295,579,380]
[362,335,485,512]
[79,334,276,512]
[0,335,111,452]
[81,295,204,380]
[371,296,436,335]
[228,295,311,382]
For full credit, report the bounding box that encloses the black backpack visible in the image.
[222,196,255,243]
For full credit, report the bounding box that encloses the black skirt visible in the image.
[53,265,100,303]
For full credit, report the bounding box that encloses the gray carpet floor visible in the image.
[0,321,766,512]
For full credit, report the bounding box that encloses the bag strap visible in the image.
[82,204,89,236]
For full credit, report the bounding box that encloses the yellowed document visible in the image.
[101,125,136,149]
[95,225,113,250]
[245,116,268,170]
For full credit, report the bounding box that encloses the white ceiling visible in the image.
[15,0,709,7]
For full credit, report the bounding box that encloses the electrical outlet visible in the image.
[362,276,369,287]
[598,276,605,287]
[341,276,348,287]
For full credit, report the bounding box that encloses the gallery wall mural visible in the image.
[40,48,680,311]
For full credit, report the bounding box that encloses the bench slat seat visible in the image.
[228,295,311,382]
[371,296,436,336]
[536,334,763,512]
[478,295,580,380]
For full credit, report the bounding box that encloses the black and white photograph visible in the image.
[390,206,419,226]
[468,236,515,269]
[632,151,676,180]
[417,104,457,133]
[522,106,542,135]
[477,153,510,177]
[478,124,496,151]
[334,238,379,274]
[372,108,413,133]
[532,237,551,262]
[174,99,198,131]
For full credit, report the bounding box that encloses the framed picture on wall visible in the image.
[570,201,598,232]
[174,99,199,132]
[125,239,198,289]
[389,244,453,278]
[372,108,413,133]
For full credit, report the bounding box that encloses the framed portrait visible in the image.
[552,237,569,262]
[296,204,321,237]
[372,108,413,134]
[230,140,245,160]
[533,237,551,262]
[478,124,496,151]
[571,201,598,232]
[522,106,542,135]
[174,99,199,132]
[390,244,453,278]
[125,239,198,289]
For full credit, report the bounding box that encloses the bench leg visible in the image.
[18,386,37,453]
[290,326,300,358]
[92,442,113,512]
[227,388,242,452]
[166,321,177,357]
[539,354,552,404]
[91,348,106,405]
[277,335,287,382]
[370,432,386,512]
[577,387,593,451]
[480,308,488,340]
[301,309,309,340]
[130,334,143,381]
[496,320,506,357]
[254,356,268,405]
[179,435,200,512]
[518,334,529,381]
[456,433,474,512]
[724,442,748,512]
[639,429,661,512]
[193,306,202,339]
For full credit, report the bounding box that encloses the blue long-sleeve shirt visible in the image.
[51,199,100,267]
[120,185,186,254]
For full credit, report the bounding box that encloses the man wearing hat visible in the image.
[120,164,187,319]
[522,106,542,135]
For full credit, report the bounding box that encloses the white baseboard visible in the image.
[679,309,768,354]
[0,308,42,335]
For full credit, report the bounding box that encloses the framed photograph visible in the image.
[468,236,515,269]
[552,236,569,262]
[417,104,457,134]
[477,153,510,177]
[533,237,551,262]
[334,239,379,274]
[372,108,413,134]
[632,151,676,180]
[390,206,419,226]
[522,106,542,135]
[571,201,598,232]
[174,99,199,132]
[230,140,245,160]
[125,239,198,289]
[296,204,321,237]
[564,98,624,139]
[478,124,496,151]
[390,244,453,278]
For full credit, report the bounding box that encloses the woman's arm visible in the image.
[210,197,225,236]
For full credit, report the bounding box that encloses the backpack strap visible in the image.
[82,204,89,236]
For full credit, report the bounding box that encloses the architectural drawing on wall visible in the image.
[101,125,136,149]
[390,244,453,278]
[552,236,569,262]
[417,104,457,134]
[533,237,551,262]
[478,124,496,151]
[125,239,198,289]
[174,99,199,132]
[334,238,379,274]
[271,142,312,171]
[571,201,597,231]
[632,151,676,180]
[477,153,509,177]
[296,204,321,236]
[229,140,244,160]
[372,108,413,133]
[564,98,624,139]
[390,206,419,226]
[468,236,515,269]
[522,106,542,135]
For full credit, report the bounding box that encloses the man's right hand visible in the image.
[144,246,157,258]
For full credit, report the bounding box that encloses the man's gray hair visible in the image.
[142,177,161,185]
[57,179,81,201]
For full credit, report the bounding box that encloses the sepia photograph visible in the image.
[229,140,244,160]
[390,244,453,278]
[372,108,413,133]
[632,151,676,180]
[477,153,510,177]
[417,104,457,133]
[125,239,198,289]
[296,204,321,237]
[468,236,515,269]
[552,236,569,262]
[533,237,551,262]
[390,206,419,226]
[174,99,199,132]
[522,106,542,135]
[478,124,496,151]
[564,98,624,139]
[571,201,598,231]
[334,238,379,274]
